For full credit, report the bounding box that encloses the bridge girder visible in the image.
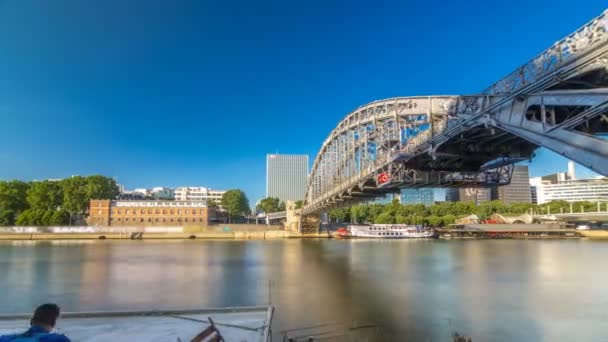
[301,9,608,216]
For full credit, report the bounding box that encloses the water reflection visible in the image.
[1,240,608,341]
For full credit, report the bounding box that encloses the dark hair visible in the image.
[31,303,61,327]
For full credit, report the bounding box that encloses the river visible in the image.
[1,239,607,341]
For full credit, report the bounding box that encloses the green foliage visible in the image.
[0,180,30,214]
[295,200,303,209]
[257,197,284,214]
[207,200,219,209]
[425,215,443,227]
[27,181,63,210]
[0,175,117,226]
[221,189,250,218]
[374,212,394,224]
[0,209,15,225]
[329,207,350,222]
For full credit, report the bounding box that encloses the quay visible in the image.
[438,224,584,239]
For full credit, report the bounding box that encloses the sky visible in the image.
[0,0,606,202]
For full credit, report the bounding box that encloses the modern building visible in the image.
[530,186,538,204]
[266,154,308,202]
[445,188,460,202]
[88,200,219,226]
[529,161,608,204]
[532,177,608,204]
[174,187,225,203]
[457,187,496,204]
[497,165,531,203]
[150,187,175,200]
[400,188,434,206]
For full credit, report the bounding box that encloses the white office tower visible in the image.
[567,161,576,180]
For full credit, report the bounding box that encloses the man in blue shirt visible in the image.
[0,303,70,342]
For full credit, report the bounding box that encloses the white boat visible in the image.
[576,225,591,230]
[337,224,437,239]
[0,306,272,342]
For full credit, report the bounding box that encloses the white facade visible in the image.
[531,177,608,204]
[174,187,225,203]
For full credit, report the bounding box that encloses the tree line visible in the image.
[0,176,119,226]
[328,199,602,227]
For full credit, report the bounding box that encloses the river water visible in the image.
[1,239,607,341]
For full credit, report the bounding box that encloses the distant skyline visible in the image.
[0,1,606,202]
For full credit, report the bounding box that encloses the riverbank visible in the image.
[0,230,331,241]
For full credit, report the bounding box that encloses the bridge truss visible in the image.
[302,10,608,217]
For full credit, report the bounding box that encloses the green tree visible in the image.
[26,181,63,210]
[62,176,89,216]
[0,180,30,220]
[0,209,15,225]
[425,215,443,227]
[257,197,283,214]
[329,207,350,222]
[374,212,395,224]
[295,200,303,209]
[50,210,70,225]
[207,199,219,209]
[85,175,119,201]
[222,189,250,221]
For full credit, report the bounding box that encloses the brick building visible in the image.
[88,200,218,226]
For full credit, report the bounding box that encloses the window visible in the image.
[178,210,182,215]
[140,218,144,222]
[110,218,114,222]
[170,218,173,222]
[117,218,122,222]
[163,209,167,214]
[178,218,182,222]
[155,218,159,222]
[185,218,189,222]
[148,209,152,214]
[147,218,151,222]
[117,210,121,214]
[97,209,101,215]
[170,210,174,215]
[162,218,166,222]
[126,210,130,215]
[155,209,160,214]
[141,210,145,215]
[185,210,189,214]
[192,210,197,215]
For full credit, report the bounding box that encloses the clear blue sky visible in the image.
[0,1,605,202]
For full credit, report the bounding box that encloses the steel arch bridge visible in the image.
[301,9,608,221]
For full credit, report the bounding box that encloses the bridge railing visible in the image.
[483,10,608,95]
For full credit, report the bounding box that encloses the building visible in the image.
[530,186,538,204]
[445,188,460,202]
[88,200,219,226]
[266,154,308,202]
[497,165,531,203]
[150,187,175,200]
[457,187,496,204]
[532,177,608,204]
[400,189,434,206]
[174,187,225,203]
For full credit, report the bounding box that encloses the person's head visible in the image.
[30,303,61,331]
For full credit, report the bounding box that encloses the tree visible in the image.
[85,175,119,201]
[221,189,250,222]
[207,199,219,209]
[26,181,63,210]
[62,176,89,216]
[0,209,15,225]
[257,197,282,214]
[295,200,303,209]
[375,212,394,224]
[0,180,30,216]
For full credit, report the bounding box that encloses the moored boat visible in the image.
[337,224,437,239]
